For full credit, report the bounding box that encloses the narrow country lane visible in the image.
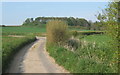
[6,37,69,73]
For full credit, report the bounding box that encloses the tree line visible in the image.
[23,17,102,30]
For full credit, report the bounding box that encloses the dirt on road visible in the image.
[6,37,69,73]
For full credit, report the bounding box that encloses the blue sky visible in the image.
[1,2,108,25]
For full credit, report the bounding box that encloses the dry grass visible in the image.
[47,20,69,45]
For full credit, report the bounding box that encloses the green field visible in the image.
[2,26,96,35]
[81,34,112,47]
[2,26,46,35]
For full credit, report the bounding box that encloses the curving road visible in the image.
[6,37,69,73]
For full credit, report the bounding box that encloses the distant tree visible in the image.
[88,20,93,30]
[24,18,31,23]
[23,18,31,26]
[69,17,76,26]
[76,18,81,26]
[79,19,89,29]
[22,17,91,29]
[66,18,73,26]
[30,18,34,22]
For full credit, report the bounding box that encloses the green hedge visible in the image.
[71,31,104,35]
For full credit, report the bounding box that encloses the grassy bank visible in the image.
[2,25,46,72]
[2,36,36,72]
[47,34,118,73]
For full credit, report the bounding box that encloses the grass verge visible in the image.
[46,34,118,73]
[2,36,37,72]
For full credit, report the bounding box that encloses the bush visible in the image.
[66,38,79,51]
[71,31,78,37]
[47,20,69,45]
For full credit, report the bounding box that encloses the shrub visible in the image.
[66,38,79,51]
[47,20,69,45]
[71,31,78,37]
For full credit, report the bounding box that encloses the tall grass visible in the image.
[47,34,118,73]
[47,20,69,45]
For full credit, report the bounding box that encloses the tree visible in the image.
[69,17,76,26]
[23,18,32,26]
[96,1,118,36]
[88,20,93,30]
[97,1,119,72]
[23,18,31,24]
[22,17,91,29]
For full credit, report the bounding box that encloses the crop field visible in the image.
[81,34,112,46]
[2,26,97,36]
[2,26,92,34]
[2,26,46,36]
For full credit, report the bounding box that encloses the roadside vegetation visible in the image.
[2,36,36,72]
[2,25,44,72]
[46,20,118,73]
[46,20,69,45]
[2,1,119,73]
[46,2,119,73]
[47,41,117,73]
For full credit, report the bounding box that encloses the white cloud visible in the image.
[1,0,117,2]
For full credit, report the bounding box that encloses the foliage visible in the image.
[2,36,36,72]
[66,38,79,51]
[47,34,118,73]
[45,1,119,73]
[92,21,106,30]
[96,2,118,37]
[47,20,69,45]
[71,31,78,37]
[71,31,104,35]
[23,17,90,29]
[68,26,93,31]
[94,2,118,31]
[96,2,119,69]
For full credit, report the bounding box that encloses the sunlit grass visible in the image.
[2,36,36,72]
